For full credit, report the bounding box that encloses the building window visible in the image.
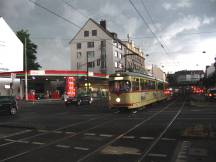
[115,62,118,68]
[119,53,122,59]
[118,43,122,49]
[119,63,122,69]
[92,30,97,36]
[77,52,82,58]
[84,31,89,37]
[87,42,94,48]
[101,40,106,47]
[77,62,81,69]
[77,43,81,49]
[97,59,101,66]
[88,61,95,68]
[114,51,118,57]
[87,51,95,58]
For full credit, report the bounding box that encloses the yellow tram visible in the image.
[108,72,169,109]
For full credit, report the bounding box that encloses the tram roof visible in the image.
[110,72,167,82]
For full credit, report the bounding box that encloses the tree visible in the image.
[16,30,41,70]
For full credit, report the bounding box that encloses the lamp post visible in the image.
[24,37,28,101]
[86,52,89,94]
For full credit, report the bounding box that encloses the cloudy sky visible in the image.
[0,0,216,73]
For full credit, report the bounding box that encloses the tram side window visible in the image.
[158,82,164,90]
[140,79,146,91]
[109,80,131,92]
[146,80,156,90]
[132,78,140,91]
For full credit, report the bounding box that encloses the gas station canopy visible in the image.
[0,70,109,79]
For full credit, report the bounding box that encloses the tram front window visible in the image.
[109,80,131,93]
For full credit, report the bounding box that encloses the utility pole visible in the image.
[86,53,89,93]
[24,37,28,101]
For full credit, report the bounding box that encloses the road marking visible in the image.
[99,134,113,138]
[161,137,176,141]
[5,139,17,142]
[52,131,62,134]
[140,136,154,140]
[65,131,76,134]
[84,133,96,136]
[16,140,29,144]
[148,153,167,157]
[0,130,32,139]
[74,147,89,151]
[122,135,135,139]
[56,144,71,149]
[178,155,187,159]
[4,139,29,144]
[32,141,45,145]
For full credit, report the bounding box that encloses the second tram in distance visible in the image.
[108,72,169,110]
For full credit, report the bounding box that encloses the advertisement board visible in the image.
[0,17,23,72]
[65,77,76,97]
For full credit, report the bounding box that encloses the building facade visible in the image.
[0,17,23,96]
[175,70,204,85]
[205,64,215,78]
[69,19,145,74]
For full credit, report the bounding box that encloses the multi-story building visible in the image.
[69,18,145,74]
[174,70,204,85]
[205,64,215,78]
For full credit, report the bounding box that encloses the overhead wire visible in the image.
[140,0,170,51]
[128,0,170,57]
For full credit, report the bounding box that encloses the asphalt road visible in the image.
[0,95,215,162]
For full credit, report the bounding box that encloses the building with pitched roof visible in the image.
[69,18,146,75]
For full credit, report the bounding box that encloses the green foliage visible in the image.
[16,30,41,70]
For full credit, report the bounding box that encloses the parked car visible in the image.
[0,96,18,115]
[205,89,216,101]
[64,92,93,106]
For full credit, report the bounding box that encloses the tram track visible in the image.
[76,99,183,162]
[0,115,106,148]
[0,99,179,162]
[0,116,121,161]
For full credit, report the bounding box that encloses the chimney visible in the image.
[100,20,106,30]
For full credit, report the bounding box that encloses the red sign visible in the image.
[65,77,76,97]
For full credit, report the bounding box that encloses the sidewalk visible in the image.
[18,99,64,105]
[190,94,216,107]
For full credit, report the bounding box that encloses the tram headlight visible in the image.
[116,97,121,103]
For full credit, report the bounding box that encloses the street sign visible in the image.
[65,77,76,97]
[30,70,45,75]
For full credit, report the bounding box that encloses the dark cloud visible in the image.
[0,0,215,72]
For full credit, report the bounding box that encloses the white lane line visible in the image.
[32,141,45,145]
[1,130,32,139]
[177,155,187,159]
[4,139,29,144]
[148,153,167,157]
[161,137,176,141]
[122,135,135,139]
[4,139,17,142]
[84,133,96,136]
[52,131,62,134]
[140,136,154,140]
[74,147,89,151]
[16,140,29,144]
[65,131,76,134]
[56,144,71,149]
[99,134,113,138]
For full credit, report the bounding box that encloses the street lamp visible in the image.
[24,37,28,101]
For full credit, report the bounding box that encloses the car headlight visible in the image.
[116,97,121,103]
